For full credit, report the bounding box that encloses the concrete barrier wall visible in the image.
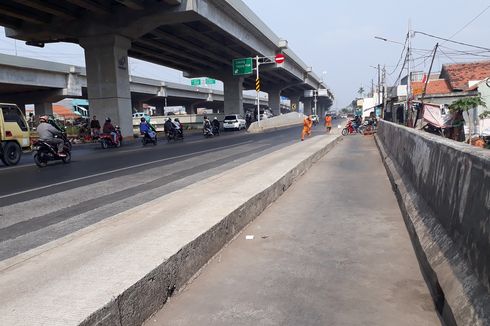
[376,120,490,324]
[377,121,490,290]
[247,112,304,133]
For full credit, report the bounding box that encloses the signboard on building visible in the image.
[397,85,407,97]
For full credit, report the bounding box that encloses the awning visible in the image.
[53,105,81,119]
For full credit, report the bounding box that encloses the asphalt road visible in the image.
[0,125,331,261]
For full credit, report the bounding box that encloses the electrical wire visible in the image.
[446,5,490,41]
[414,30,490,51]
[387,33,409,76]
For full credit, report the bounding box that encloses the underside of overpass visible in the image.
[0,0,332,136]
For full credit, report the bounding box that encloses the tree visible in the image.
[357,87,365,97]
[449,95,487,142]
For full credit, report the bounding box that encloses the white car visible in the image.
[223,114,246,131]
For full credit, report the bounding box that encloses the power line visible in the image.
[414,30,490,51]
[446,5,490,41]
[388,33,409,75]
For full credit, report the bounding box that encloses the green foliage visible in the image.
[449,95,486,113]
[479,110,490,120]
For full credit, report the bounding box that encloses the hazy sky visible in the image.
[1,0,489,108]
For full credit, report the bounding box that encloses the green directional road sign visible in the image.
[205,78,216,85]
[233,57,253,76]
[191,79,201,86]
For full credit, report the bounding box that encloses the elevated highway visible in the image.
[0,0,333,136]
[0,53,269,114]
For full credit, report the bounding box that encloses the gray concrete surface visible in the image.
[0,130,339,326]
[376,121,490,325]
[145,135,440,326]
[247,112,304,133]
[0,127,310,261]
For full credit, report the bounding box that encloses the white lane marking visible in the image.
[0,140,253,200]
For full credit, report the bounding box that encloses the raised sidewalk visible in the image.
[0,132,340,326]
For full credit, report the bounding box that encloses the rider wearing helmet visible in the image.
[139,117,156,139]
[102,117,118,145]
[36,115,66,156]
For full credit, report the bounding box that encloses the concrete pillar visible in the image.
[155,102,165,116]
[81,34,132,138]
[289,95,300,112]
[303,99,312,115]
[267,88,282,116]
[34,102,53,116]
[223,75,244,116]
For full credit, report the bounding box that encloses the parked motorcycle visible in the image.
[32,139,71,167]
[99,127,122,149]
[341,120,359,136]
[141,131,157,146]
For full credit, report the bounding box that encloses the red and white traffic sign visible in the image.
[275,53,285,64]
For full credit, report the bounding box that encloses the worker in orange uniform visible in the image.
[324,114,332,133]
[301,115,313,141]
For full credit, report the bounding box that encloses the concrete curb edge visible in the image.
[374,134,490,326]
[80,135,341,326]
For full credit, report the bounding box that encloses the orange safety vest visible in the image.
[325,116,332,126]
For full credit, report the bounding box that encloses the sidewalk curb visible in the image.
[374,135,490,326]
[80,135,341,326]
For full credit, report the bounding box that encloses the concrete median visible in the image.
[247,112,304,133]
[0,133,340,326]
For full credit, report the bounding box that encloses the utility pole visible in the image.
[377,64,381,104]
[406,21,412,126]
[414,43,439,128]
[382,65,387,119]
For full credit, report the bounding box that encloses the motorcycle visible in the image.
[32,139,71,167]
[203,127,214,138]
[212,125,220,136]
[166,129,184,142]
[341,120,359,136]
[141,131,157,146]
[99,127,122,149]
[358,120,376,135]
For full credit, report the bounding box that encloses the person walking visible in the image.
[301,115,313,141]
[324,114,332,133]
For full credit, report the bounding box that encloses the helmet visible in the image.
[214,117,218,120]
[39,115,49,122]
[105,117,111,122]
[140,117,146,122]
[174,118,180,122]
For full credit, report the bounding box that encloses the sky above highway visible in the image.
[0,0,489,109]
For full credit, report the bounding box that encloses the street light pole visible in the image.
[313,90,318,116]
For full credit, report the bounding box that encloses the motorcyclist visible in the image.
[212,117,220,133]
[36,115,66,157]
[164,118,175,136]
[102,117,118,145]
[351,115,362,131]
[173,118,184,137]
[203,116,212,135]
[139,117,156,140]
